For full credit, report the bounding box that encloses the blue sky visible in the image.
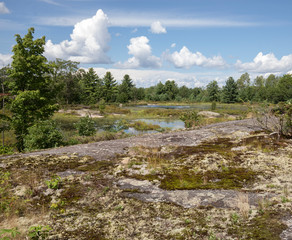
[1,0,292,87]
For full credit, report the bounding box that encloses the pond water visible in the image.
[97,118,185,135]
[124,119,185,134]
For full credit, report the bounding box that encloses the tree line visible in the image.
[1,28,292,151]
[3,60,292,106]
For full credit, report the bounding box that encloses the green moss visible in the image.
[228,210,288,240]
[159,167,257,190]
[60,181,86,204]
[166,138,236,162]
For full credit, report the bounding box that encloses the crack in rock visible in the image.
[117,178,275,209]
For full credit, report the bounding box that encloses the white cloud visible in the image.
[0,53,12,66]
[0,2,10,14]
[150,21,167,34]
[92,67,201,87]
[115,36,161,69]
[91,67,233,88]
[34,11,259,28]
[165,46,226,69]
[171,43,176,48]
[235,52,292,74]
[44,9,111,64]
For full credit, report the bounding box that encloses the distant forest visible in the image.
[1,59,292,105]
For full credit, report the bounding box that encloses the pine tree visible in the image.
[102,72,117,102]
[222,77,238,103]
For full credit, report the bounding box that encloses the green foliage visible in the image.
[254,100,292,137]
[24,120,63,150]
[0,228,20,240]
[10,90,58,151]
[98,99,106,114]
[180,111,201,128]
[272,101,292,137]
[9,28,49,94]
[276,74,292,102]
[115,119,129,131]
[129,121,161,131]
[206,80,220,102]
[0,172,13,214]
[75,115,97,136]
[102,72,117,102]
[9,28,58,151]
[117,74,135,103]
[28,225,51,240]
[79,68,102,104]
[45,175,61,190]
[0,145,14,155]
[230,213,239,224]
[49,59,80,104]
[222,77,238,103]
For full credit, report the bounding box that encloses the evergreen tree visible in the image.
[222,77,238,103]
[102,72,117,102]
[79,68,102,104]
[206,80,220,102]
[164,80,178,100]
[117,74,134,103]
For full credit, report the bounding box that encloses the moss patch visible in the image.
[159,167,258,190]
[229,210,288,240]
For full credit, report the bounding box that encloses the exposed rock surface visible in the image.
[1,118,291,240]
[4,119,262,160]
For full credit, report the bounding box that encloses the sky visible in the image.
[0,0,292,87]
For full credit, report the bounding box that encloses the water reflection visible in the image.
[97,118,185,135]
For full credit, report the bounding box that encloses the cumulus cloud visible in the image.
[235,52,292,74]
[0,53,12,66]
[91,67,233,88]
[115,36,161,69]
[45,9,111,64]
[150,21,167,34]
[92,67,201,87]
[0,2,10,14]
[165,46,226,69]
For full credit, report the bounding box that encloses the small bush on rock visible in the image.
[180,111,201,128]
[75,115,97,136]
[24,120,64,150]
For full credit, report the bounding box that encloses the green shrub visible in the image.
[0,145,14,155]
[28,225,51,240]
[45,175,61,190]
[180,111,201,128]
[0,228,20,240]
[24,120,64,150]
[75,115,96,136]
[129,121,161,131]
[98,99,106,114]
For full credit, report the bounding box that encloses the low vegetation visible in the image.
[0,131,291,239]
